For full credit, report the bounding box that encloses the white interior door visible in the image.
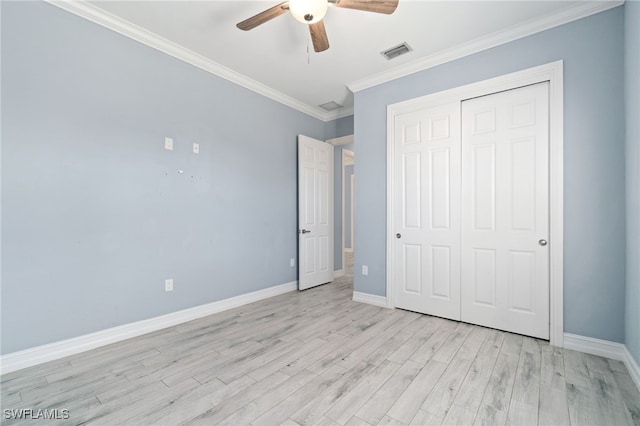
[461,82,550,339]
[298,135,334,290]
[393,102,461,320]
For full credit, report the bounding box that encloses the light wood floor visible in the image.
[1,271,639,425]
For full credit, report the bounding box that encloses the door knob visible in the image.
[539,239,548,246]
[396,233,402,239]
[300,229,311,234]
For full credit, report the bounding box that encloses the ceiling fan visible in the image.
[236,0,399,53]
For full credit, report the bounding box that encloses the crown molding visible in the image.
[44,0,350,122]
[348,0,623,93]
[43,0,615,120]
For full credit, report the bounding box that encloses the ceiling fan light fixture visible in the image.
[289,0,328,24]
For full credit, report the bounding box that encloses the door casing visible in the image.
[386,61,564,347]
[342,149,354,260]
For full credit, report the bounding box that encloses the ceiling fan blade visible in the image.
[236,2,289,31]
[309,20,329,52]
[331,0,398,14]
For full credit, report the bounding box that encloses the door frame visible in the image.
[350,173,354,255]
[328,135,355,277]
[342,149,355,269]
[386,61,564,347]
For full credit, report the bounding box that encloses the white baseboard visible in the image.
[353,291,388,308]
[623,346,640,392]
[0,281,297,375]
[334,269,344,278]
[564,333,640,391]
[563,333,626,360]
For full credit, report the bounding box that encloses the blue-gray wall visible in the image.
[0,1,330,354]
[353,7,626,343]
[329,116,354,271]
[625,0,640,365]
[325,115,354,141]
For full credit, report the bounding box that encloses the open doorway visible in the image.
[342,149,354,277]
[328,134,354,279]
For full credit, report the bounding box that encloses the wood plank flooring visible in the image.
[1,269,639,425]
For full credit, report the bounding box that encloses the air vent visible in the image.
[319,101,342,111]
[381,42,412,60]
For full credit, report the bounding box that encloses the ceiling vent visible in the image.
[319,101,342,111]
[381,42,412,60]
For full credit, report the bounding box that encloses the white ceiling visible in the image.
[74,0,619,120]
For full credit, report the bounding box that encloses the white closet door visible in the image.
[394,102,461,320]
[461,82,550,339]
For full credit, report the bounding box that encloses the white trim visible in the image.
[564,333,626,360]
[353,291,388,308]
[624,346,640,392]
[548,63,565,348]
[44,0,619,120]
[342,148,355,271]
[350,173,355,253]
[0,281,297,375]
[328,135,354,146]
[342,149,347,273]
[340,146,354,276]
[344,248,354,253]
[348,1,621,93]
[564,333,640,392]
[44,0,348,122]
[334,269,344,278]
[386,61,564,346]
[343,150,355,166]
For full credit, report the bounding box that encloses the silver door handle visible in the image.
[300,229,311,234]
[539,239,548,246]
